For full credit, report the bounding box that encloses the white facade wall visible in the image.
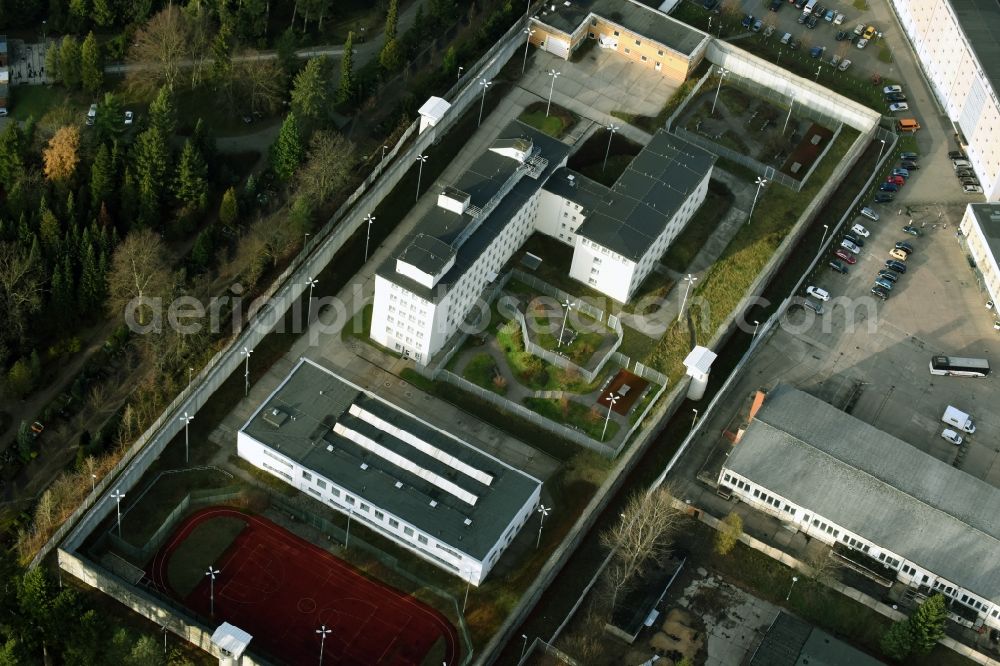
[959,206,1000,307]
[534,189,587,245]
[237,431,540,585]
[570,237,636,303]
[719,466,1000,628]
[892,0,1000,201]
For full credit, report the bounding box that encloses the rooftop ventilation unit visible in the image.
[326,445,334,452]
[463,518,473,526]
[429,500,438,508]
[263,407,289,428]
[360,463,369,470]
[395,481,404,489]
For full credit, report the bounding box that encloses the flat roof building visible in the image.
[721,384,1000,629]
[238,358,542,585]
[959,203,1000,308]
[749,612,884,666]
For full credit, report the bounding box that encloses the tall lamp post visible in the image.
[557,299,575,348]
[545,69,561,117]
[602,394,620,441]
[522,28,536,73]
[786,575,799,601]
[179,412,193,464]
[814,65,822,82]
[477,78,492,126]
[747,176,768,225]
[691,408,698,432]
[317,625,332,664]
[753,320,761,339]
[783,95,795,134]
[91,473,97,493]
[602,124,619,172]
[344,507,353,549]
[206,566,220,616]
[364,213,376,261]
[241,347,253,397]
[457,65,463,80]
[877,138,887,162]
[711,67,728,115]
[111,489,125,537]
[678,273,698,323]
[820,223,829,248]
[535,504,551,548]
[520,634,530,661]
[415,154,428,203]
[305,277,318,324]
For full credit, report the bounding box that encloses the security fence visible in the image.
[510,269,606,322]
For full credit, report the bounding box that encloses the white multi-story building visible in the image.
[959,202,1000,307]
[238,357,543,585]
[892,0,1000,200]
[370,120,714,363]
[721,384,1000,629]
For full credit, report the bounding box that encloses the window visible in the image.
[345,495,355,505]
[359,503,370,512]
[374,510,384,520]
[331,488,340,497]
[641,55,647,62]
[624,48,630,54]
[389,518,399,528]
[635,39,641,46]
[418,534,428,545]
[613,30,619,36]
[404,526,414,537]
[316,479,327,489]
[658,49,664,56]
[302,471,312,481]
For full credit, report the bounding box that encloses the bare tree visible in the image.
[296,130,356,204]
[600,485,683,612]
[183,3,214,89]
[232,53,286,115]
[126,6,192,95]
[106,229,172,327]
[0,242,44,342]
[714,511,743,556]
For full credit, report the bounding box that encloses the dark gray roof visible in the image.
[750,612,884,666]
[397,233,455,277]
[0,35,7,55]
[377,121,570,302]
[544,130,715,261]
[532,0,706,56]
[725,384,1000,603]
[241,358,541,560]
[967,203,1000,266]
[950,1,1000,104]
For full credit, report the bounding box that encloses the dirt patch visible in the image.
[780,123,834,179]
[599,370,649,415]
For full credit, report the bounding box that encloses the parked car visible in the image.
[752,18,763,32]
[798,11,808,24]
[874,192,895,203]
[838,59,852,71]
[833,12,845,25]
[806,14,819,28]
[895,241,914,254]
[863,25,877,39]
[810,46,823,58]
[829,259,849,274]
[860,206,880,221]
[875,277,894,291]
[829,53,841,66]
[886,92,907,103]
[841,239,862,254]
[883,85,903,94]
[806,286,830,301]
[30,421,44,436]
[742,14,754,28]
[764,24,776,37]
[961,178,980,187]
[86,103,97,125]
[956,169,975,178]
[877,269,899,283]
[889,248,909,262]
[124,110,134,125]
[835,248,857,264]
[703,0,719,9]
[851,223,870,237]
[889,102,909,112]
[879,182,898,192]
[844,232,865,247]
[788,38,801,49]
[769,0,782,10]
[871,285,889,300]
[900,151,918,161]
[835,30,849,41]
[887,175,905,186]
[941,429,963,446]
[965,184,985,194]
[824,9,835,21]
[854,23,866,35]
[892,168,910,178]
[813,3,825,16]
[948,150,966,160]
[856,37,869,48]
[902,225,922,237]
[886,259,907,273]
[953,159,972,169]
[901,160,919,170]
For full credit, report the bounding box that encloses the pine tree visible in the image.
[211,24,233,86]
[385,0,399,41]
[191,119,217,175]
[174,140,208,210]
[190,228,214,273]
[90,143,113,208]
[909,594,947,655]
[379,38,403,73]
[79,243,104,310]
[148,86,177,138]
[219,186,238,229]
[880,618,915,661]
[50,260,73,323]
[338,31,355,104]
[291,57,328,122]
[95,93,123,144]
[59,36,82,89]
[68,0,88,31]
[270,113,304,181]
[39,205,62,256]
[133,127,170,227]
[0,122,25,187]
[93,0,115,27]
[44,43,60,84]
[81,32,103,94]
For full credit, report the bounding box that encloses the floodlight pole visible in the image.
[161,625,167,654]
[206,566,220,616]
[678,273,697,323]
[305,277,319,323]
[786,575,799,601]
[820,224,829,249]
[380,145,388,175]
[603,124,619,172]
[711,68,728,115]
[457,66,463,80]
[558,300,575,348]
[814,65,822,82]
[691,408,698,433]
[345,507,353,549]
[877,138,886,162]
[241,347,253,397]
[747,177,768,225]
[111,489,125,538]
[520,634,529,661]
[364,213,376,261]
[91,473,96,493]
[477,78,492,127]
[522,28,536,74]
[535,504,551,548]
[545,69,561,117]
[179,412,193,464]
[415,154,428,203]
[602,394,620,441]
[317,625,332,664]
[753,320,761,340]
[783,96,794,134]
[463,571,472,613]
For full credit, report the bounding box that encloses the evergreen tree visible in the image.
[59,36,82,89]
[219,186,238,228]
[132,127,170,226]
[442,45,457,77]
[44,43,60,84]
[880,618,915,661]
[189,228,214,273]
[0,122,24,187]
[174,139,208,210]
[81,32,103,94]
[90,143,114,208]
[119,168,140,228]
[95,92,123,144]
[337,31,355,103]
[291,57,328,122]
[148,86,177,138]
[39,204,62,256]
[379,38,403,73]
[385,0,399,41]
[79,242,105,310]
[275,27,299,78]
[16,421,33,460]
[50,259,74,323]
[270,113,304,181]
[93,0,115,27]
[909,594,947,655]
[211,24,233,87]
[68,0,88,31]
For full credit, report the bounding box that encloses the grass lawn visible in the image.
[461,353,507,395]
[877,42,893,64]
[9,85,86,121]
[496,320,603,393]
[523,397,619,442]
[578,154,633,187]
[518,101,577,139]
[661,180,736,272]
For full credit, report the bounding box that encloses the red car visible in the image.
[886,175,905,186]
[834,248,858,264]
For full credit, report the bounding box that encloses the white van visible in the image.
[86,103,97,125]
[953,159,972,170]
[803,0,818,14]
